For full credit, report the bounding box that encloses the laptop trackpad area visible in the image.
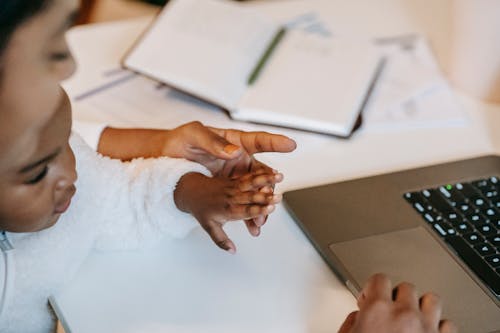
[328,227,500,333]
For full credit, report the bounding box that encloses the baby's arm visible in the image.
[71,133,211,251]
[174,170,283,253]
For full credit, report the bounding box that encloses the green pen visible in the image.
[247,27,287,85]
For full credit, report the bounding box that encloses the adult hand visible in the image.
[338,274,457,333]
[159,121,297,176]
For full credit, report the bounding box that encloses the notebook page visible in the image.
[236,31,381,136]
[124,0,279,110]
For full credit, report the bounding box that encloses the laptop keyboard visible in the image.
[404,176,500,296]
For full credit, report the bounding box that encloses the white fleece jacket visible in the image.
[0,133,210,333]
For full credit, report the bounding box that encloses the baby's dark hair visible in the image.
[0,0,51,57]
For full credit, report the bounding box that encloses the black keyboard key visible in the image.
[423,189,455,215]
[446,236,500,295]
[458,203,473,214]
[485,254,500,268]
[481,176,500,190]
[484,190,499,199]
[466,213,489,229]
[413,202,426,213]
[423,211,441,223]
[478,177,499,189]
[463,232,484,245]
[466,213,488,226]
[474,243,496,256]
[487,235,500,248]
[481,207,500,219]
[472,179,492,191]
[457,183,483,202]
[473,197,488,208]
[443,213,463,224]
[404,191,418,202]
[404,192,430,213]
[455,221,472,233]
[472,179,489,188]
[439,186,452,198]
[466,213,480,222]
[477,224,497,237]
[491,197,500,209]
[444,224,457,236]
[440,185,466,206]
[432,223,447,237]
[432,222,456,237]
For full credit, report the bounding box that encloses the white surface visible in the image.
[448,0,500,103]
[58,1,500,332]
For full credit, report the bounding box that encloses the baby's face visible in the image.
[0,0,80,232]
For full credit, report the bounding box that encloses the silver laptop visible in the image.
[283,155,500,333]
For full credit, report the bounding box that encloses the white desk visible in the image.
[57,1,500,332]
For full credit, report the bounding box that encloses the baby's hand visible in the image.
[174,170,283,253]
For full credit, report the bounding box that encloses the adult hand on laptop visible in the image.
[338,274,457,333]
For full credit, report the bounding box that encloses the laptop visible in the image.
[283,155,500,333]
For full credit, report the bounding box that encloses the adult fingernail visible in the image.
[224,144,240,154]
[227,247,236,254]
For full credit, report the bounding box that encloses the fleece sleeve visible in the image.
[70,132,211,251]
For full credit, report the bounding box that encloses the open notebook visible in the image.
[123,0,383,137]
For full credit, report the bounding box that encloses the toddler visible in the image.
[0,0,296,332]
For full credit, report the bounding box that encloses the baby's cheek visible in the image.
[0,189,55,232]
